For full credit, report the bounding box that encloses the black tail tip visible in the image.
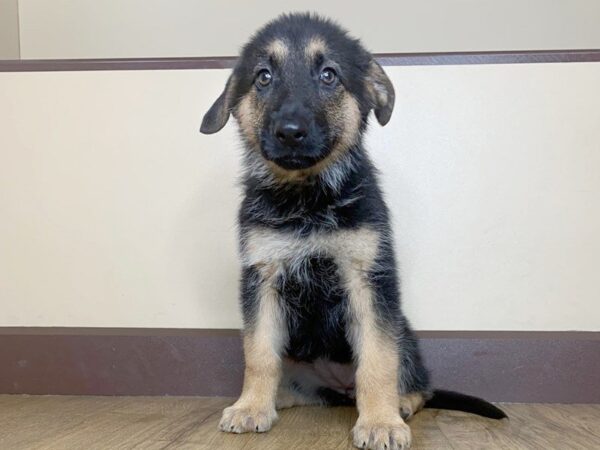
[481,404,509,420]
[425,389,508,420]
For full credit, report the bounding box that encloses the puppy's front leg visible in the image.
[219,266,285,433]
[343,263,411,450]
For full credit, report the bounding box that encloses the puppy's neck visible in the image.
[239,143,378,232]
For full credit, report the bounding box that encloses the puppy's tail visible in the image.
[424,389,507,419]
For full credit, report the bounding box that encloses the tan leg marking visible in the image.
[338,229,412,450]
[219,265,285,433]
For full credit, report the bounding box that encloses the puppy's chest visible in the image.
[279,254,352,363]
[241,227,380,272]
[242,227,381,363]
[243,227,351,312]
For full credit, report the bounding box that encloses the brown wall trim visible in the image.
[0,328,598,403]
[0,50,599,72]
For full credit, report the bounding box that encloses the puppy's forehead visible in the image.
[257,35,329,65]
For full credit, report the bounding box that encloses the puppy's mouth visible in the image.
[270,154,322,170]
[259,134,332,171]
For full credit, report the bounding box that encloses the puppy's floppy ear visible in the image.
[366,60,395,126]
[200,74,236,134]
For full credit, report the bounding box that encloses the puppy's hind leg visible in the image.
[277,358,356,409]
[397,328,432,421]
[276,384,321,410]
[399,393,425,421]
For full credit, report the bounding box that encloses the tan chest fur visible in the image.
[242,227,381,274]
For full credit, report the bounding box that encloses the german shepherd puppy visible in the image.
[200,13,506,450]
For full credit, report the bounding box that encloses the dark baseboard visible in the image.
[0,50,599,72]
[0,328,598,403]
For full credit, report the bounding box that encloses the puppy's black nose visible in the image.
[274,120,308,147]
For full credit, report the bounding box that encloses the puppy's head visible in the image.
[201,13,394,175]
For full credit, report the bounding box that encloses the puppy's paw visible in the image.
[352,419,412,450]
[399,405,413,421]
[399,393,425,421]
[218,405,277,433]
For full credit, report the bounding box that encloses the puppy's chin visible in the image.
[270,155,320,170]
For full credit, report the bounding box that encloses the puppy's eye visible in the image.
[256,70,272,87]
[319,68,337,85]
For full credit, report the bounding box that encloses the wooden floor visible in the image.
[0,396,599,449]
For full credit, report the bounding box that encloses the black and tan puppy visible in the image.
[200,13,505,450]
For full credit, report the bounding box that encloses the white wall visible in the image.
[17,0,600,59]
[0,0,19,58]
[1,63,600,330]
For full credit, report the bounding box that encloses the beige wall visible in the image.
[1,63,600,330]
[16,0,600,59]
[0,0,19,58]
